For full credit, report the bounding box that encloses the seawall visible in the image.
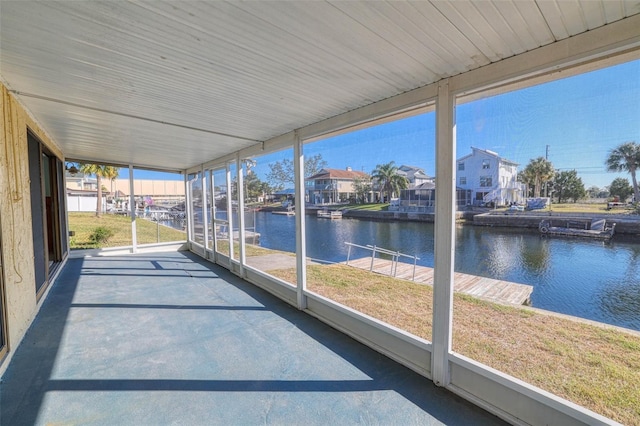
[473,212,640,235]
[338,209,473,223]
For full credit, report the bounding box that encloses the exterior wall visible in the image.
[336,179,354,193]
[0,84,64,368]
[458,150,497,200]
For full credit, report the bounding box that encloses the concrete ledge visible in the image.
[243,267,298,307]
[344,210,435,222]
[339,209,471,223]
[449,354,620,426]
[69,241,188,258]
[473,212,640,235]
[304,291,432,379]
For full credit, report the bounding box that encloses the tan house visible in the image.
[306,167,369,205]
[65,172,98,191]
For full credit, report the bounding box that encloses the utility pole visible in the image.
[545,145,550,198]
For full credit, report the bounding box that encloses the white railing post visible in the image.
[129,165,137,253]
[393,251,400,276]
[202,164,209,252]
[370,245,376,271]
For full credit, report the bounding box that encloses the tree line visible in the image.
[521,140,640,203]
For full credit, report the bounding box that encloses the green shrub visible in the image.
[89,226,114,244]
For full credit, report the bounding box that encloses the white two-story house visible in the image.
[456,147,525,206]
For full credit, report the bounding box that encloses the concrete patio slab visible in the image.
[1,251,506,425]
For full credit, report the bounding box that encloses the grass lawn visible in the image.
[337,203,389,211]
[549,202,636,214]
[493,202,637,215]
[69,212,186,249]
[269,263,640,425]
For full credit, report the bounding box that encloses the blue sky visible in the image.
[123,59,639,189]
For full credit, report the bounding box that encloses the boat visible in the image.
[538,218,615,240]
[317,209,342,219]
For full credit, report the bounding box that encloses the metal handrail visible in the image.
[344,242,420,281]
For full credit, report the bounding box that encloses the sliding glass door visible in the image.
[27,131,66,299]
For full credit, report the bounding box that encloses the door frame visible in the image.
[0,225,8,362]
[28,129,65,301]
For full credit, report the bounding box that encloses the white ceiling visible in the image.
[1,1,639,171]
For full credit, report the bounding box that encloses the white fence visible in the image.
[66,195,106,212]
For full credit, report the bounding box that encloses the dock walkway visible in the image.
[344,257,533,305]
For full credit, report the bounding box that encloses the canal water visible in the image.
[251,211,640,332]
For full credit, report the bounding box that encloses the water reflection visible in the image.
[520,237,551,275]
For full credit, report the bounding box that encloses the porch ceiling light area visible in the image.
[2,1,637,172]
[14,96,258,172]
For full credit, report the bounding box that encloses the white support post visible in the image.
[226,164,234,261]
[294,131,307,310]
[201,165,209,252]
[209,171,217,257]
[185,173,193,244]
[129,165,137,253]
[432,79,456,387]
[236,155,246,276]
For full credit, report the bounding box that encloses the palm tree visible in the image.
[521,157,554,198]
[78,163,120,217]
[371,161,408,202]
[606,141,640,204]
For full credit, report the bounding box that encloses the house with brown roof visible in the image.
[306,167,370,205]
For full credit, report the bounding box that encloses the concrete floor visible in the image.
[1,251,507,425]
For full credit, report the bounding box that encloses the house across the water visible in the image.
[456,147,525,206]
[306,167,369,205]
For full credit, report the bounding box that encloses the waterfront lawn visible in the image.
[339,203,389,211]
[505,202,636,215]
[550,202,635,214]
[269,263,639,425]
[69,212,186,249]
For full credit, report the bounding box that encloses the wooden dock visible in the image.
[344,257,533,305]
